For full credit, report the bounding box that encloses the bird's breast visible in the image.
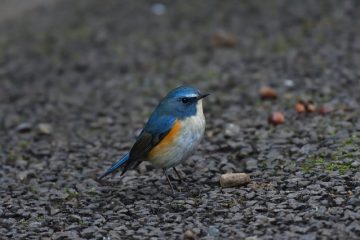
[147,102,205,168]
[147,120,182,160]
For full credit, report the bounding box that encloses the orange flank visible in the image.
[148,120,181,159]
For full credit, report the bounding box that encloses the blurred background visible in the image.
[1,0,359,133]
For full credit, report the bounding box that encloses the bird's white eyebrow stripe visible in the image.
[182,93,198,98]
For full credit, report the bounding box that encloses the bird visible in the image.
[98,86,209,193]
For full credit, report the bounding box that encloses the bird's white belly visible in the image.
[149,102,205,168]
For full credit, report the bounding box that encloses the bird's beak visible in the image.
[197,93,210,100]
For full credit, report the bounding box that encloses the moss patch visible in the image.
[64,187,80,200]
[301,134,360,174]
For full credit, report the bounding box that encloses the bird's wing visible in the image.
[98,115,176,178]
[129,114,176,161]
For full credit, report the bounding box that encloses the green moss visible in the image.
[19,140,30,149]
[300,133,360,174]
[259,159,267,169]
[169,202,186,212]
[7,152,16,162]
[300,164,311,173]
[19,219,29,226]
[28,186,38,194]
[333,151,354,160]
[79,219,86,227]
[301,156,325,173]
[64,187,79,200]
[191,195,202,207]
[314,158,325,164]
[325,163,352,175]
[224,199,238,208]
[301,154,354,175]
[237,196,246,205]
[341,134,360,146]
[35,215,45,221]
[85,187,98,196]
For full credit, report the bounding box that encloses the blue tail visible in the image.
[98,153,130,180]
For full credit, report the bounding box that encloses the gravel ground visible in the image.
[1,0,360,239]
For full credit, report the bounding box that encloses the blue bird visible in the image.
[98,86,209,193]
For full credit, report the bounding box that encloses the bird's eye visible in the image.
[181,98,189,104]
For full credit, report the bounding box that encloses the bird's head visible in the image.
[158,86,209,119]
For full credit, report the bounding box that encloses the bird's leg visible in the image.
[163,169,175,194]
[173,167,189,191]
[173,167,184,182]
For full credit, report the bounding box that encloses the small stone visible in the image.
[245,192,256,200]
[211,30,237,48]
[206,225,220,237]
[29,221,42,228]
[259,86,277,100]
[16,122,32,133]
[52,231,79,239]
[318,106,333,115]
[183,229,197,240]
[47,206,60,216]
[305,101,317,113]
[81,227,98,238]
[268,112,285,125]
[299,144,315,154]
[91,117,114,128]
[17,170,35,181]
[151,3,166,15]
[220,173,251,188]
[224,123,240,137]
[334,197,344,205]
[351,161,359,168]
[284,79,295,87]
[295,101,306,113]
[69,214,82,223]
[245,236,258,240]
[38,123,53,135]
[245,158,258,171]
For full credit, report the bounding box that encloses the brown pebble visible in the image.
[268,112,285,125]
[259,86,277,100]
[318,106,332,115]
[305,101,317,113]
[183,230,197,240]
[294,101,306,113]
[220,173,251,188]
[211,30,237,48]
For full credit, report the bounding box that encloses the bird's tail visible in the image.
[97,153,130,180]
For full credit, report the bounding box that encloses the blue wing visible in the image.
[129,114,176,161]
[98,113,176,179]
[145,113,176,136]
